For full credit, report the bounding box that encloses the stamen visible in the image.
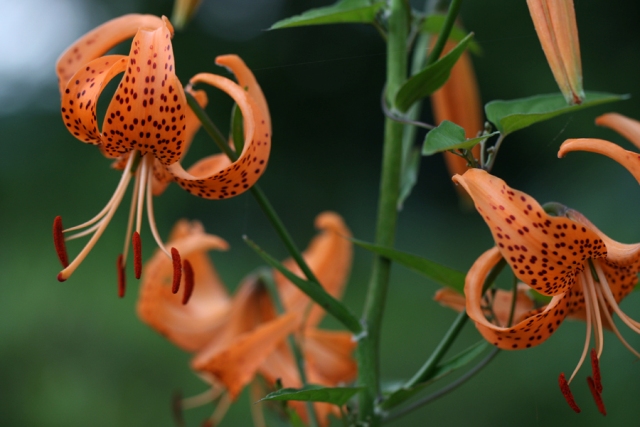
[558,373,581,413]
[171,247,182,294]
[171,390,185,427]
[587,376,607,415]
[117,254,126,298]
[182,259,194,305]
[569,271,593,384]
[133,232,142,279]
[53,216,69,268]
[135,155,149,233]
[584,269,604,356]
[595,286,640,359]
[122,167,141,262]
[595,262,640,333]
[145,162,172,258]
[181,387,223,410]
[590,349,602,393]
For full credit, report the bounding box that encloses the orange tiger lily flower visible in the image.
[137,212,356,426]
[54,14,271,292]
[527,0,584,105]
[453,168,640,414]
[430,40,483,199]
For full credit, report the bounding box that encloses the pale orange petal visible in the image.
[137,220,229,352]
[304,329,357,385]
[559,138,640,185]
[56,14,164,94]
[466,247,571,350]
[274,212,353,326]
[453,168,606,296]
[595,113,640,150]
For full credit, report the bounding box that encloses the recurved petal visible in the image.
[61,55,128,145]
[102,17,187,164]
[596,113,640,150]
[453,169,606,296]
[137,220,230,352]
[274,212,353,326]
[559,138,640,185]
[304,329,357,385]
[193,312,301,400]
[466,247,571,349]
[166,59,270,199]
[56,14,164,94]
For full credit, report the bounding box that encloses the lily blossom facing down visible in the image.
[527,0,584,105]
[454,168,640,414]
[54,14,271,292]
[137,212,356,426]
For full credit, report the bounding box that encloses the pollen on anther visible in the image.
[590,349,602,393]
[117,254,126,298]
[558,373,581,413]
[133,232,142,279]
[53,216,69,268]
[587,376,607,416]
[171,247,182,294]
[182,260,194,305]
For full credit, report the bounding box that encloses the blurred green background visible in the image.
[3,0,640,425]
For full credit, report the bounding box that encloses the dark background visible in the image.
[3,0,640,425]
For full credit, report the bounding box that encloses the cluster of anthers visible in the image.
[52,14,271,298]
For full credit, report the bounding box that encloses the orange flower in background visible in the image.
[453,168,640,414]
[430,40,483,200]
[527,0,584,105]
[138,212,356,426]
[54,14,271,292]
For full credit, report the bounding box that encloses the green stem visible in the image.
[404,310,469,387]
[185,92,320,286]
[357,0,409,425]
[260,269,319,427]
[426,0,463,66]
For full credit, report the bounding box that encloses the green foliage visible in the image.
[421,14,482,55]
[485,92,629,136]
[352,239,466,293]
[422,120,498,156]
[270,0,384,29]
[230,103,244,154]
[394,33,474,112]
[381,341,488,410]
[259,385,363,406]
[398,147,421,210]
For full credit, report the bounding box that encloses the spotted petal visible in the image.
[453,168,606,296]
[167,55,270,199]
[559,138,640,185]
[56,14,164,94]
[137,220,229,352]
[466,247,571,349]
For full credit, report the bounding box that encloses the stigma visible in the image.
[53,151,184,297]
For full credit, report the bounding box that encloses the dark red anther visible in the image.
[590,348,602,393]
[171,390,185,427]
[558,373,581,413]
[53,216,69,268]
[133,231,142,279]
[171,247,182,294]
[57,272,66,282]
[117,254,126,298]
[182,260,194,305]
[587,376,607,416]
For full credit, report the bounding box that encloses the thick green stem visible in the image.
[357,0,409,424]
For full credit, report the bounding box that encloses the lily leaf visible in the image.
[259,385,363,406]
[422,120,499,156]
[485,91,629,136]
[270,0,385,29]
[422,14,481,55]
[244,237,362,334]
[398,147,421,210]
[352,239,466,293]
[380,341,488,410]
[394,33,474,112]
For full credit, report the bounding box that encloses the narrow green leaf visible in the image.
[394,33,474,112]
[270,0,384,29]
[397,147,420,210]
[422,120,498,156]
[352,239,466,293]
[422,14,481,55]
[230,103,244,155]
[244,237,362,334]
[485,91,629,136]
[380,341,487,410]
[259,385,363,406]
